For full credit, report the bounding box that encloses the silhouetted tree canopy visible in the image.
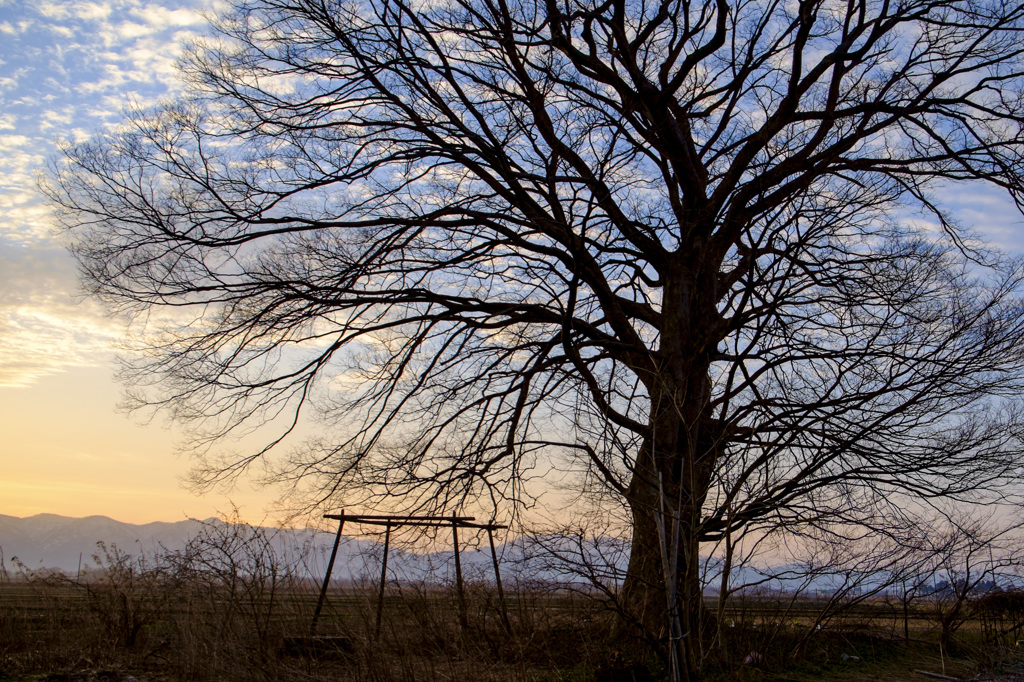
[47,0,1024,677]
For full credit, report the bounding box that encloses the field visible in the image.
[3,566,1024,682]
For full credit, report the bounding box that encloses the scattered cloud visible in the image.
[0,67,29,93]
[34,2,71,20]
[0,308,117,388]
[75,2,114,20]
[0,0,219,387]
[0,0,291,521]
[38,109,73,133]
[0,241,123,388]
[133,4,207,27]
[116,21,154,39]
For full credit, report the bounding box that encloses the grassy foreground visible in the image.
[1,539,1022,681]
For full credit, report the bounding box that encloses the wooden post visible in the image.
[452,516,468,631]
[374,521,392,640]
[487,526,512,636]
[311,510,345,634]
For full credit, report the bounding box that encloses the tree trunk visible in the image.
[621,425,714,680]
[619,270,720,680]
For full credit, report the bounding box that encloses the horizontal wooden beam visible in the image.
[324,514,475,522]
[322,513,506,530]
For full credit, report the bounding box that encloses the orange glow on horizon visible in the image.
[0,364,284,526]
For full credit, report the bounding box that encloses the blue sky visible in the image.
[2,0,1024,525]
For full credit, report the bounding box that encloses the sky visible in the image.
[2,0,1024,527]
[0,0,286,524]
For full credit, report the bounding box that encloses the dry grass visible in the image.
[0,576,644,682]
[2,533,1021,682]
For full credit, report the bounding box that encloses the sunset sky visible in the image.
[3,0,1024,526]
[0,0,284,524]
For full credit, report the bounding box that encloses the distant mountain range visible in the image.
[0,514,210,575]
[13,514,1006,596]
[0,513,628,586]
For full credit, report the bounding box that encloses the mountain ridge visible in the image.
[0,513,581,585]
[0,513,219,573]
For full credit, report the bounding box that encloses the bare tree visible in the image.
[47,0,1024,678]
[920,515,1023,650]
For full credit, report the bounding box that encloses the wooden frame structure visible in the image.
[311,511,511,638]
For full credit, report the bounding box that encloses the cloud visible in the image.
[0,67,29,93]
[35,2,72,20]
[0,241,123,388]
[0,309,113,388]
[133,4,207,28]
[38,110,73,133]
[930,182,1024,254]
[0,0,220,260]
[116,21,154,39]
[0,131,55,244]
[75,2,114,20]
